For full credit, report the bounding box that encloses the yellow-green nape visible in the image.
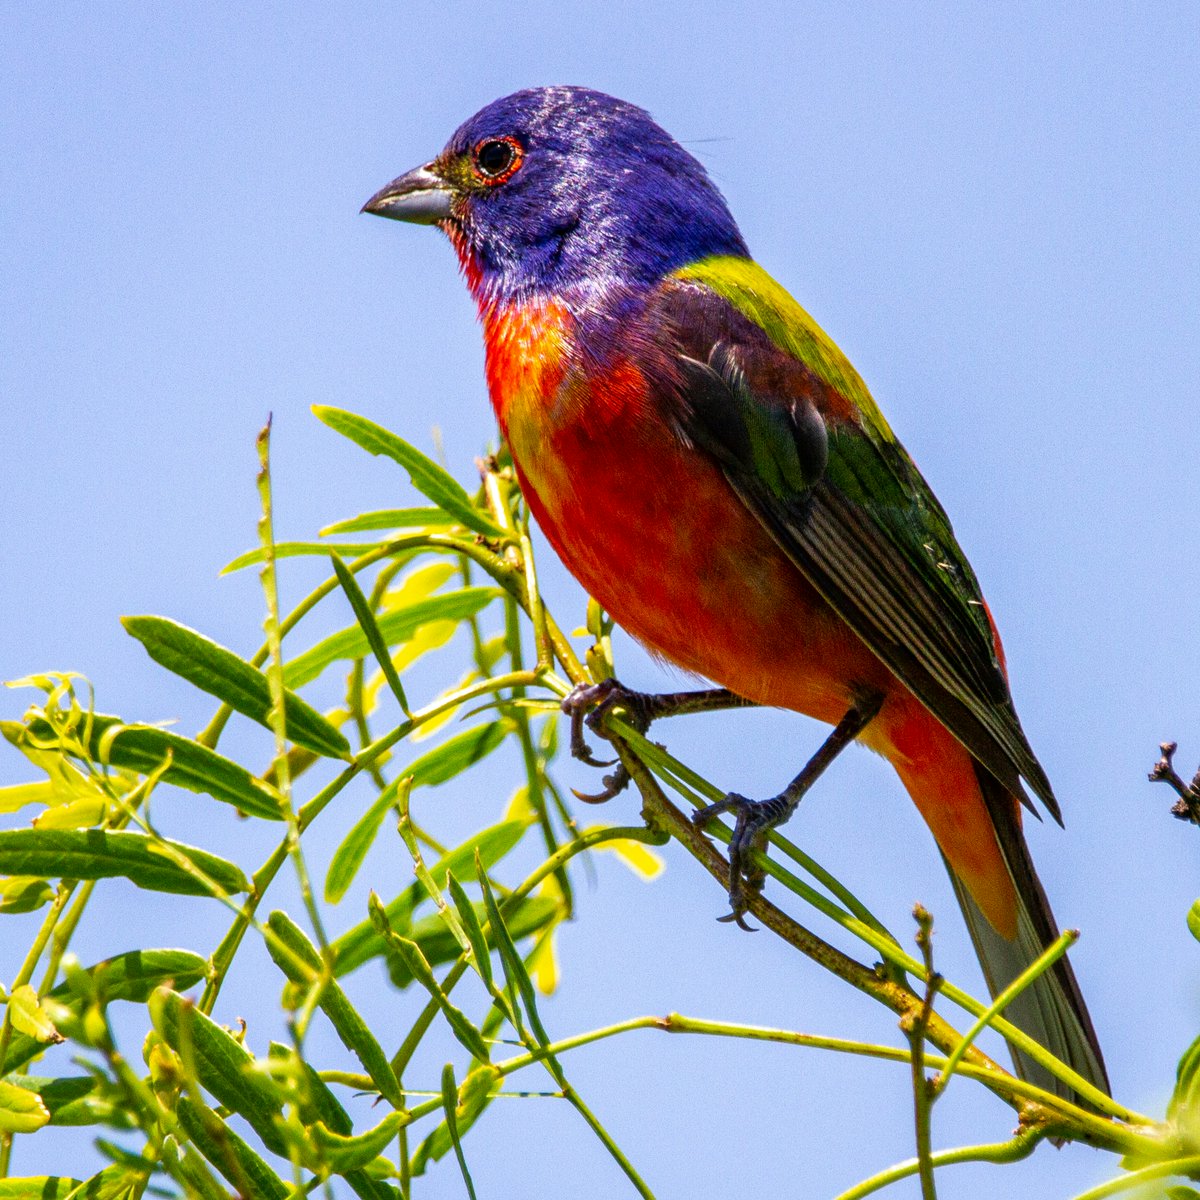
[672,256,896,441]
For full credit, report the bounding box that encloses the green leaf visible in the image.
[446,872,493,990]
[405,721,511,789]
[325,776,407,905]
[385,897,558,987]
[307,1111,406,1174]
[62,1164,148,1200]
[410,1063,498,1177]
[0,829,248,897]
[368,898,490,1063]
[152,989,286,1155]
[1166,1187,1200,1200]
[0,876,55,914]
[1188,899,1200,944]
[283,589,500,690]
[0,781,57,815]
[264,912,402,1105]
[330,819,530,976]
[222,541,384,574]
[329,554,410,716]
[0,1180,84,1199]
[478,863,546,1043]
[441,1063,479,1200]
[4,1076,129,1129]
[321,507,455,535]
[8,985,62,1043]
[0,1080,50,1133]
[24,713,282,821]
[122,616,350,759]
[314,407,504,537]
[2,949,207,1075]
[176,1096,289,1200]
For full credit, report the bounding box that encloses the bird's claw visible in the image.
[693,791,790,931]
[571,765,632,805]
[562,678,654,801]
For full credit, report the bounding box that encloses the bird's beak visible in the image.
[361,164,454,225]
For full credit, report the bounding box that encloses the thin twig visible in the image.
[1149,741,1200,824]
[902,905,941,1200]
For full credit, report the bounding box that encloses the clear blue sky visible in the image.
[3,4,1199,1197]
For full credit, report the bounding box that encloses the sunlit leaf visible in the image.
[122,616,350,759]
[19,713,283,821]
[330,819,530,975]
[313,407,504,537]
[0,829,249,897]
[8,985,62,1044]
[0,1080,50,1134]
[283,589,500,690]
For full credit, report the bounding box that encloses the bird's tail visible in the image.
[944,765,1109,1104]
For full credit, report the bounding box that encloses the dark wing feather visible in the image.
[656,279,1058,820]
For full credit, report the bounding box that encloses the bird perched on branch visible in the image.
[362,85,1107,1101]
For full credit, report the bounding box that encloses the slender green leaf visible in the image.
[0,1180,83,1199]
[0,829,248,896]
[321,507,455,535]
[222,542,383,574]
[1170,1032,1200,1128]
[386,897,558,987]
[264,911,402,1105]
[1188,899,1200,945]
[24,713,282,820]
[326,776,407,904]
[330,554,410,715]
[314,407,503,537]
[122,616,350,759]
[404,721,511,789]
[330,818,530,975]
[283,589,500,689]
[151,989,286,1154]
[410,1064,498,1177]
[307,1111,406,1174]
[441,1063,478,1200]
[369,897,490,1063]
[446,872,493,990]
[478,864,543,1041]
[176,1096,289,1200]
[266,1041,351,1136]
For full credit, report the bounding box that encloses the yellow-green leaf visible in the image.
[8,985,62,1044]
[0,782,57,815]
[0,1080,50,1134]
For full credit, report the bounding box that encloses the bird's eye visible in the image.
[472,137,523,185]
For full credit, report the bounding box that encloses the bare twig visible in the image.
[901,905,941,1200]
[1149,741,1200,824]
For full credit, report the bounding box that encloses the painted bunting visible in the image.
[363,86,1107,1100]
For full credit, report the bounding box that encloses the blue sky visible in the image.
[3,4,1199,1197]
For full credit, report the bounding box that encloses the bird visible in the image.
[361,85,1108,1101]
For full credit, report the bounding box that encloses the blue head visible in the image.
[364,87,749,304]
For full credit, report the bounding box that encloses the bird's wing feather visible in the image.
[652,256,1057,818]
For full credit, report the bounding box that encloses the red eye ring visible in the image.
[472,136,524,186]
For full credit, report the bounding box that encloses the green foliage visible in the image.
[1,411,1197,1200]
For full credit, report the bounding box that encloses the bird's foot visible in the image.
[561,678,657,803]
[692,791,796,931]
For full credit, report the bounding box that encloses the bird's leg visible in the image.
[562,681,754,803]
[693,691,885,930]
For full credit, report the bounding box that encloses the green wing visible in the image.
[664,256,1057,819]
